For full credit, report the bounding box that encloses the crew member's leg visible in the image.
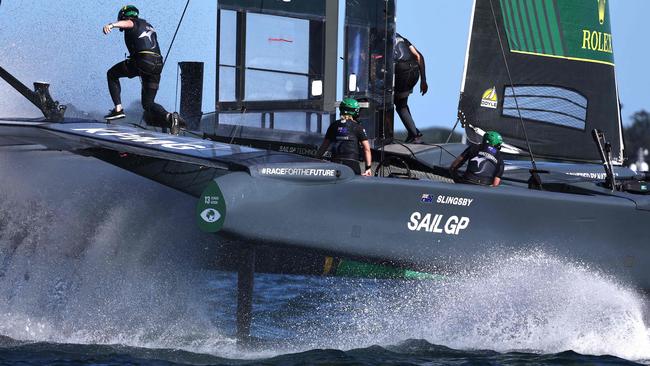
[105,60,138,119]
[394,95,421,141]
[140,83,168,125]
[394,62,422,143]
[141,75,185,135]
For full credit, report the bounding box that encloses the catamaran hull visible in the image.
[214,171,650,290]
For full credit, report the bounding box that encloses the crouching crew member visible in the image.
[450,131,504,187]
[317,98,373,176]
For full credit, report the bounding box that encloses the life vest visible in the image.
[463,144,503,185]
[124,18,161,57]
[329,119,367,160]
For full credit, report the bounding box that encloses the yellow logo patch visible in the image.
[480,87,498,109]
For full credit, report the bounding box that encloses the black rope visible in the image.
[162,0,191,69]
[487,0,537,171]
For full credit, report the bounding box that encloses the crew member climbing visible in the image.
[449,131,505,187]
[102,5,185,134]
[394,33,428,144]
[317,98,373,176]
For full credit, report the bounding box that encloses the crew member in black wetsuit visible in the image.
[102,5,185,134]
[449,131,505,187]
[394,33,428,144]
[317,98,373,176]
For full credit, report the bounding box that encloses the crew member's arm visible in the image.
[103,20,135,34]
[355,124,372,176]
[361,140,372,176]
[449,148,470,180]
[316,139,330,159]
[317,123,337,159]
[492,159,505,187]
[409,45,428,95]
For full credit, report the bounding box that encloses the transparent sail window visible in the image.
[219,113,264,128]
[219,10,237,67]
[309,113,319,133]
[274,112,310,132]
[219,66,236,102]
[246,13,309,74]
[345,25,370,93]
[244,70,309,101]
[503,86,588,130]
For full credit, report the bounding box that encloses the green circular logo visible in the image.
[196,181,226,232]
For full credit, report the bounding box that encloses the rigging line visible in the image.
[162,0,191,69]
[487,0,538,171]
[446,117,461,144]
[379,0,390,176]
[443,117,462,165]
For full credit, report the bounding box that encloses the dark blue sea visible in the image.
[0,149,649,365]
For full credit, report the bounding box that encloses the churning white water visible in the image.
[339,252,650,360]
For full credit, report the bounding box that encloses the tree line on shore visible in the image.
[623,110,650,164]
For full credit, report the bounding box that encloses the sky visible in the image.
[0,0,648,130]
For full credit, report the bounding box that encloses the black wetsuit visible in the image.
[455,144,505,185]
[107,18,169,126]
[324,119,369,175]
[394,33,421,140]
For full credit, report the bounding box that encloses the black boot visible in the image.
[104,108,125,121]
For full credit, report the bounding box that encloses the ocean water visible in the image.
[0,149,649,365]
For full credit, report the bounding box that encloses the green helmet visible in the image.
[483,131,503,148]
[118,5,139,21]
[339,97,360,119]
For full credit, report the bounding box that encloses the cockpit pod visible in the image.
[249,162,355,183]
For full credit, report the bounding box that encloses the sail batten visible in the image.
[459,0,623,163]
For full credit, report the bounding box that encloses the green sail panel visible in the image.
[459,0,623,163]
[500,0,614,66]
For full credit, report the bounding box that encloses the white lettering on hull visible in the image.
[407,212,470,236]
[72,128,230,151]
[259,167,336,177]
[436,195,474,207]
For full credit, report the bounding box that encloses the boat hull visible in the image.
[215,170,650,290]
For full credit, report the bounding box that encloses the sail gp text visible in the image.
[407,212,470,236]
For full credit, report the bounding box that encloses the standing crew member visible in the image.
[317,98,373,176]
[449,131,505,187]
[102,5,185,134]
[394,33,428,144]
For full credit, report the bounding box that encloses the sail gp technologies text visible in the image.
[407,212,470,236]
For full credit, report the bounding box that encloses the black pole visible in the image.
[178,62,204,131]
[236,245,255,341]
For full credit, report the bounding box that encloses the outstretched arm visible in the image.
[410,45,428,95]
[103,20,134,35]
[449,154,467,181]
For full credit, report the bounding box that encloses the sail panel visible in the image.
[459,0,623,162]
